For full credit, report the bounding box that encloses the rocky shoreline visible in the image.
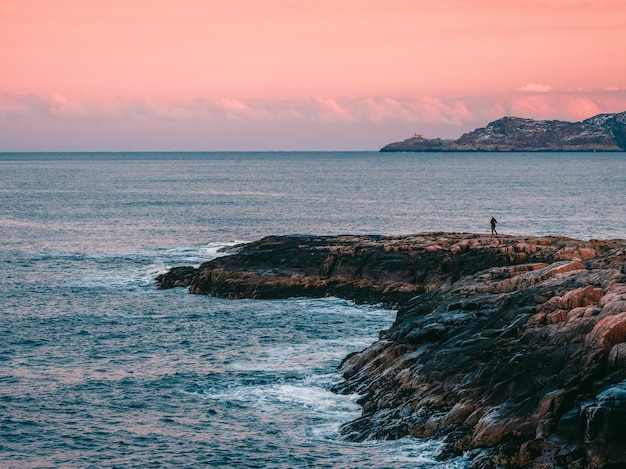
[156,233,626,468]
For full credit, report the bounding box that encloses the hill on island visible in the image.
[380,111,626,152]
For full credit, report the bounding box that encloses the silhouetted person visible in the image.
[490,217,498,235]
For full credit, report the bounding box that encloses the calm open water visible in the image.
[1,151,625,468]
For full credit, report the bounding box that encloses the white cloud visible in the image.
[314,98,355,122]
[517,83,552,93]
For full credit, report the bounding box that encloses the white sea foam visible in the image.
[189,380,468,467]
[189,380,361,423]
[58,241,248,289]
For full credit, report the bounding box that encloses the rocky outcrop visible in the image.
[380,111,626,152]
[157,233,626,468]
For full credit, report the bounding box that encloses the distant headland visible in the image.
[380,111,626,152]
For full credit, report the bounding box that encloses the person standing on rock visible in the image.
[490,217,498,235]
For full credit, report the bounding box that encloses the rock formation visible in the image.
[380,111,626,152]
[157,233,626,468]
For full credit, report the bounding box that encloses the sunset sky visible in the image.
[2,0,626,151]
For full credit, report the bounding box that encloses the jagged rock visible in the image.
[582,382,626,467]
[155,265,198,288]
[380,111,626,152]
[156,233,626,468]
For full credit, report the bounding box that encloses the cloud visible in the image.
[48,93,89,116]
[314,98,355,122]
[0,92,539,129]
[2,89,626,150]
[214,99,272,120]
[517,83,552,93]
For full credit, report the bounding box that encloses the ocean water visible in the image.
[1,151,625,468]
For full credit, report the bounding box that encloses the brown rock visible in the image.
[157,232,626,468]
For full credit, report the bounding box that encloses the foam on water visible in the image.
[32,241,244,291]
[154,240,247,265]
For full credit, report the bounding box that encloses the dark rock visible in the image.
[380,111,626,152]
[155,265,198,289]
[157,233,626,468]
[582,383,626,467]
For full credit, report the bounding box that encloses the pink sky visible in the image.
[2,0,626,150]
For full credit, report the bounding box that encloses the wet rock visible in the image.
[582,382,626,468]
[155,265,198,288]
[157,233,626,467]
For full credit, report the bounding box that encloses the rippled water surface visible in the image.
[1,152,624,468]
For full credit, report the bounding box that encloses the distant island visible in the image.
[380,111,626,152]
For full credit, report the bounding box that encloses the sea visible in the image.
[1,151,625,468]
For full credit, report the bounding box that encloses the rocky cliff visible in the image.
[380,112,626,152]
[157,233,626,468]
